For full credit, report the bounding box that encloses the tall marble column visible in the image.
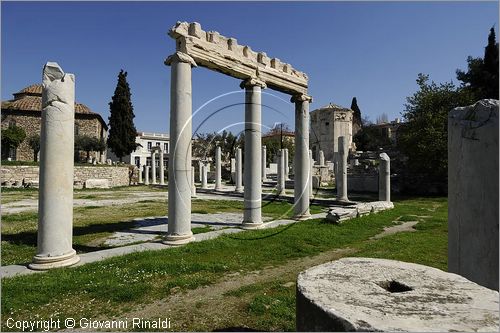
[30,62,80,270]
[215,145,222,190]
[164,52,196,245]
[309,149,314,198]
[198,160,203,182]
[319,150,325,166]
[235,147,243,193]
[262,145,267,182]
[292,94,312,219]
[379,153,390,202]
[159,149,165,185]
[241,78,266,228]
[278,149,286,196]
[337,136,349,202]
[284,148,290,180]
[201,164,208,189]
[151,151,157,185]
[145,165,150,185]
[191,166,197,198]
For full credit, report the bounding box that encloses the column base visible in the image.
[294,212,311,220]
[235,187,243,193]
[241,222,264,230]
[163,232,194,246]
[214,186,223,191]
[29,249,80,271]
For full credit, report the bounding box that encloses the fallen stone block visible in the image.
[84,179,110,189]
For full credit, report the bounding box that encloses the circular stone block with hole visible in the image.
[296,257,499,332]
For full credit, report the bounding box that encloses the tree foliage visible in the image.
[192,130,238,163]
[350,97,363,128]
[456,27,499,100]
[262,123,295,165]
[75,135,106,160]
[107,70,138,161]
[28,134,40,162]
[397,74,475,183]
[353,126,392,151]
[1,125,26,159]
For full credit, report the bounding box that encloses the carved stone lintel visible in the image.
[291,93,313,104]
[164,52,197,67]
[240,77,267,89]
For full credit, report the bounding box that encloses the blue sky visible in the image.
[2,1,498,135]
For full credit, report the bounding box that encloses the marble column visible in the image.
[319,150,325,166]
[159,149,165,185]
[235,147,243,193]
[241,78,266,228]
[151,151,157,185]
[379,153,390,202]
[164,52,197,245]
[30,62,80,270]
[293,94,312,219]
[278,149,286,196]
[191,166,197,198]
[215,145,222,190]
[198,160,203,182]
[201,164,208,189]
[309,149,314,198]
[145,165,150,185]
[138,164,143,183]
[337,136,349,202]
[284,148,290,180]
[261,145,267,182]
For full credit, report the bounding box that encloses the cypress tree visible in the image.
[350,97,363,128]
[107,70,138,162]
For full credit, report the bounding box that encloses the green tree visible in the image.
[1,125,26,160]
[350,97,363,129]
[397,74,475,185]
[75,135,105,161]
[107,70,138,162]
[28,134,40,162]
[353,126,392,151]
[456,27,499,100]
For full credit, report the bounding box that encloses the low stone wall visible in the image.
[1,165,130,188]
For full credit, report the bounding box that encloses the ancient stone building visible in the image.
[310,103,353,162]
[1,84,108,161]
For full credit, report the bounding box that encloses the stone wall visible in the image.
[1,165,130,187]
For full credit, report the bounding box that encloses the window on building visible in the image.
[8,120,16,128]
[164,143,168,153]
[8,147,16,160]
[147,142,152,151]
[156,142,161,147]
[134,156,140,167]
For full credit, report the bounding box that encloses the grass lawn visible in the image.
[1,195,448,331]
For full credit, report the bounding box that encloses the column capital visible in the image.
[240,77,267,89]
[291,93,313,103]
[164,52,197,67]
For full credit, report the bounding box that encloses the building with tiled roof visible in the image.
[1,84,108,161]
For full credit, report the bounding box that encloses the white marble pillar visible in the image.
[379,153,390,202]
[278,149,286,196]
[293,94,312,219]
[198,160,203,182]
[309,149,314,198]
[337,136,349,202]
[201,164,208,189]
[138,164,143,183]
[164,52,196,245]
[151,151,157,185]
[191,166,197,198]
[215,145,222,190]
[159,149,165,185]
[145,165,150,185]
[235,147,243,193]
[319,150,325,166]
[241,78,266,228]
[29,62,80,270]
[262,145,267,182]
[284,148,290,180]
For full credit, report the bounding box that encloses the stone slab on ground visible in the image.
[325,201,394,223]
[296,257,499,332]
[84,179,110,189]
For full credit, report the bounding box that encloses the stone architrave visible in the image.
[378,153,390,202]
[284,148,290,180]
[448,99,499,291]
[277,149,286,196]
[144,165,150,185]
[191,166,197,198]
[201,164,208,189]
[319,150,325,166]
[235,148,243,193]
[261,145,267,182]
[29,62,80,270]
[138,164,143,183]
[164,52,197,245]
[151,150,157,185]
[159,149,165,185]
[241,78,265,229]
[215,145,222,190]
[336,136,348,201]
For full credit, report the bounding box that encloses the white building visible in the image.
[108,132,169,168]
